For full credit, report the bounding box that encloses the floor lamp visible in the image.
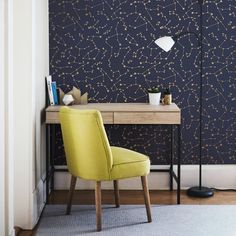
[155,0,214,198]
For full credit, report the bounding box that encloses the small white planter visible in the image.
[148,92,161,105]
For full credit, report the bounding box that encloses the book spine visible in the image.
[46,76,55,105]
[51,82,58,105]
[56,88,60,105]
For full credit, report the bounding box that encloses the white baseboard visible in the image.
[9,229,15,236]
[32,179,45,227]
[54,165,236,190]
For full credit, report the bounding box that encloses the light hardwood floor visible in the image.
[17,190,236,236]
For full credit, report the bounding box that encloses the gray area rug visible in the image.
[36,205,236,236]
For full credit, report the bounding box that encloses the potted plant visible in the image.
[147,87,161,105]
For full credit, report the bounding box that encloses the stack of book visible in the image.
[46,75,59,105]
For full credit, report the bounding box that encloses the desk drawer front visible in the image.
[114,112,180,124]
[46,111,114,124]
[46,112,59,124]
[101,112,113,124]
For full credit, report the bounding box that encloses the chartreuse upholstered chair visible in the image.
[59,107,152,231]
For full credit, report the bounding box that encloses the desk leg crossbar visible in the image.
[46,124,181,204]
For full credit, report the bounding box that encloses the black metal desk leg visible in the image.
[46,124,50,203]
[51,124,56,191]
[177,124,181,204]
[170,125,174,191]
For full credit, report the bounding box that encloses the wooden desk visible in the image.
[46,103,180,124]
[45,103,181,203]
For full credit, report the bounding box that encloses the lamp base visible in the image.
[187,186,214,198]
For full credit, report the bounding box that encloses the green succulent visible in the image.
[147,86,160,93]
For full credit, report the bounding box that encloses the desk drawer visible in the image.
[101,112,113,124]
[114,112,180,124]
[46,112,59,124]
[46,111,114,124]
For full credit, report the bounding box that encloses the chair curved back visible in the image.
[59,107,113,180]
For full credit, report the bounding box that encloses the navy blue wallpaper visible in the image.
[49,0,236,165]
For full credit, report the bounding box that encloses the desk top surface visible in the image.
[46,103,180,113]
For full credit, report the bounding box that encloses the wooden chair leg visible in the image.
[113,180,120,208]
[95,181,102,231]
[141,175,152,223]
[66,175,77,215]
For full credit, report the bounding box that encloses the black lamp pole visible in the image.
[156,0,214,197]
[187,0,214,198]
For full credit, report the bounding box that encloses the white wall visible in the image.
[13,0,49,229]
[33,0,49,223]
[0,0,6,234]
[13,0,34,228]
[0,0,14,235]
[54,165,236,190]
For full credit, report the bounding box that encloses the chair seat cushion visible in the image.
[110,147,150,180]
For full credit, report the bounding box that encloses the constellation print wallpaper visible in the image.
[49,0,236,165]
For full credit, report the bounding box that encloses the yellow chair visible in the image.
[59,107,152,231]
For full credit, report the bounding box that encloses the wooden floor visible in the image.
[49,189,236,205]
[17,190,236,236]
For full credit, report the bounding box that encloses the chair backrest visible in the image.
[59,107,113,180]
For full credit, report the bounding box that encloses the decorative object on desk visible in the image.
[147,87,161,105]
[155,0,213,198]
[46,75,55,105]
[162,88,172,105]
[62,94,74,106]
[58,88,65,105]
[59,86,88,105]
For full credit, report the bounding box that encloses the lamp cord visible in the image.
[211,188,236,192]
